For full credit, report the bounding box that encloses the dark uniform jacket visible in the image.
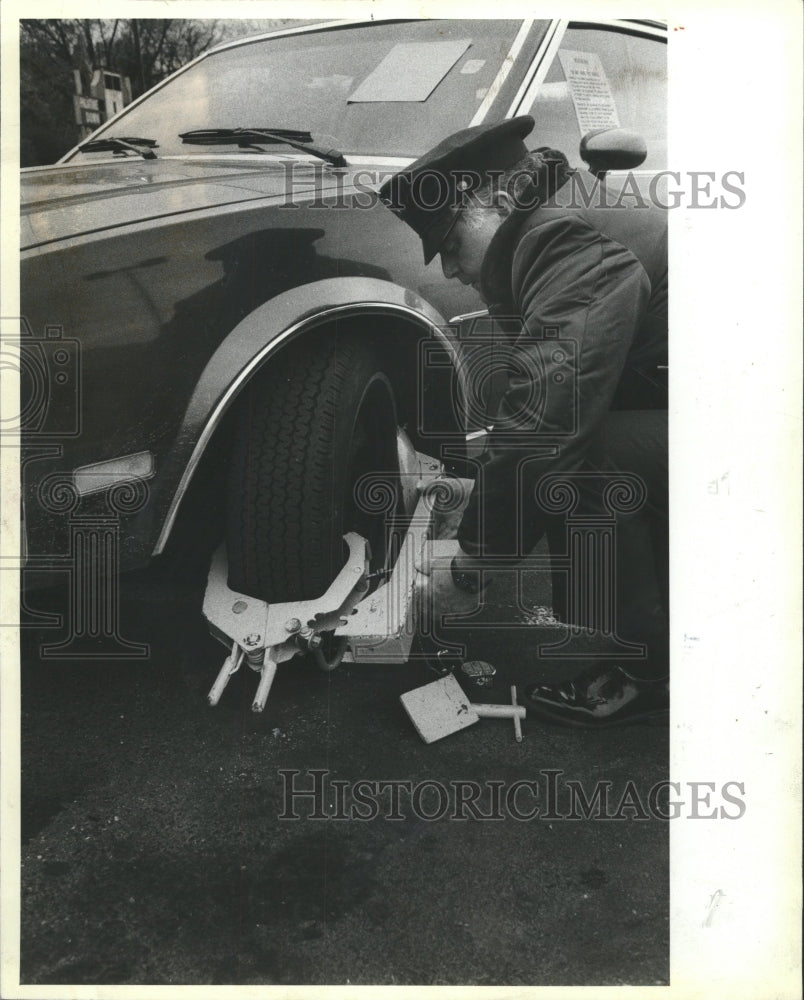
[457,190,668,557]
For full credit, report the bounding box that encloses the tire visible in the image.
[225,333,400,603]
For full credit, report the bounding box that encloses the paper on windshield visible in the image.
[558,49,621,133]
[348,40,472,103]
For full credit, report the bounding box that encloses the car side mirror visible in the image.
[580,128,647,177]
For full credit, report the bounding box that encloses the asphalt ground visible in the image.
[19,549,668,987]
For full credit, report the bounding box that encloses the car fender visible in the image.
[153,276,456,554]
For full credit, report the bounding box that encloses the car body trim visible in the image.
[73,452,154,497]
[572,19,668,39]
[339,156,414,168]
[508,19,569,118]
[205,19,361,54]
[469,19,532,126]
[153,291,453,555]
[505,19,567,118]
[33,153,416,173]
[449,309,491,324]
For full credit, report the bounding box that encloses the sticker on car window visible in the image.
[557,50,620,133]
[347,40,472,103]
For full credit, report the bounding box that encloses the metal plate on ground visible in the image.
[400,673,478,743]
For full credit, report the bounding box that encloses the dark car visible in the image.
[17,18,666,616]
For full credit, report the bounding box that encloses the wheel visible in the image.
[225,333,401,603]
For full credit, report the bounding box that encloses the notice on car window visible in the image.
[348,40,471,103]
[558,49,620,133]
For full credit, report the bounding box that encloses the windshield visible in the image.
[67,20,525,161]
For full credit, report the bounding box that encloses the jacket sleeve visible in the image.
[457,211,651,557]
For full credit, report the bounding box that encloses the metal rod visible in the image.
[511,686,523,743]
[207,645,243,706]
[252,659,278,713]
[473,704,526,720]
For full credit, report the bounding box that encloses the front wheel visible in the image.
[225,334,401,603]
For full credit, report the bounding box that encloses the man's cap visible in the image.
[378,116,536,264]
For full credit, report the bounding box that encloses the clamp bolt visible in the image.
[297,626,322,650]
[244,633,262,647]
[284,618,302,634]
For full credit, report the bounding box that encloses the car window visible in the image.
[71,21,525,161]
[525,26,667,169]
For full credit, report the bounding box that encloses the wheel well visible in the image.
[162,312,463,562]
[310,312,462,452]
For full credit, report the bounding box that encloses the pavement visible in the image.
[19,547,668,987]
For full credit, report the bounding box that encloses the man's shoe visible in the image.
[524,664,669,729]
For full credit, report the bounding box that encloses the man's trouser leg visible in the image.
[548,410,668,679]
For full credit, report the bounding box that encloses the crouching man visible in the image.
[379,115,668,728]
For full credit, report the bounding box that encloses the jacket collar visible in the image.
[477,160,576,310]
[478,206,533,311]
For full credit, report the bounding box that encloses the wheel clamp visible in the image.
[202,451,469,713]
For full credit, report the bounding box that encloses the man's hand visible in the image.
[419,545,489,621]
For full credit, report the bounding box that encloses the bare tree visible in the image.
[20,20,85,165]
[20,18,297,165]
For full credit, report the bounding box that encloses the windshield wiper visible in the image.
[78,136,158,160]
[179,128,347,167]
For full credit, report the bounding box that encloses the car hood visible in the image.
[21,156,397,250]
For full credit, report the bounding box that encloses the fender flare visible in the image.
[152,277,456,554]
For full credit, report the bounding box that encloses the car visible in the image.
[16,18,667,634]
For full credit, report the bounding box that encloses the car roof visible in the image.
[205,19,432,56]
[205,17,665,58]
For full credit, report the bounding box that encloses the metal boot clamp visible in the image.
[202,450,469,712]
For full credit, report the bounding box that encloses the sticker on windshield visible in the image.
[557,50,621,134]
[348,40,472,103]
